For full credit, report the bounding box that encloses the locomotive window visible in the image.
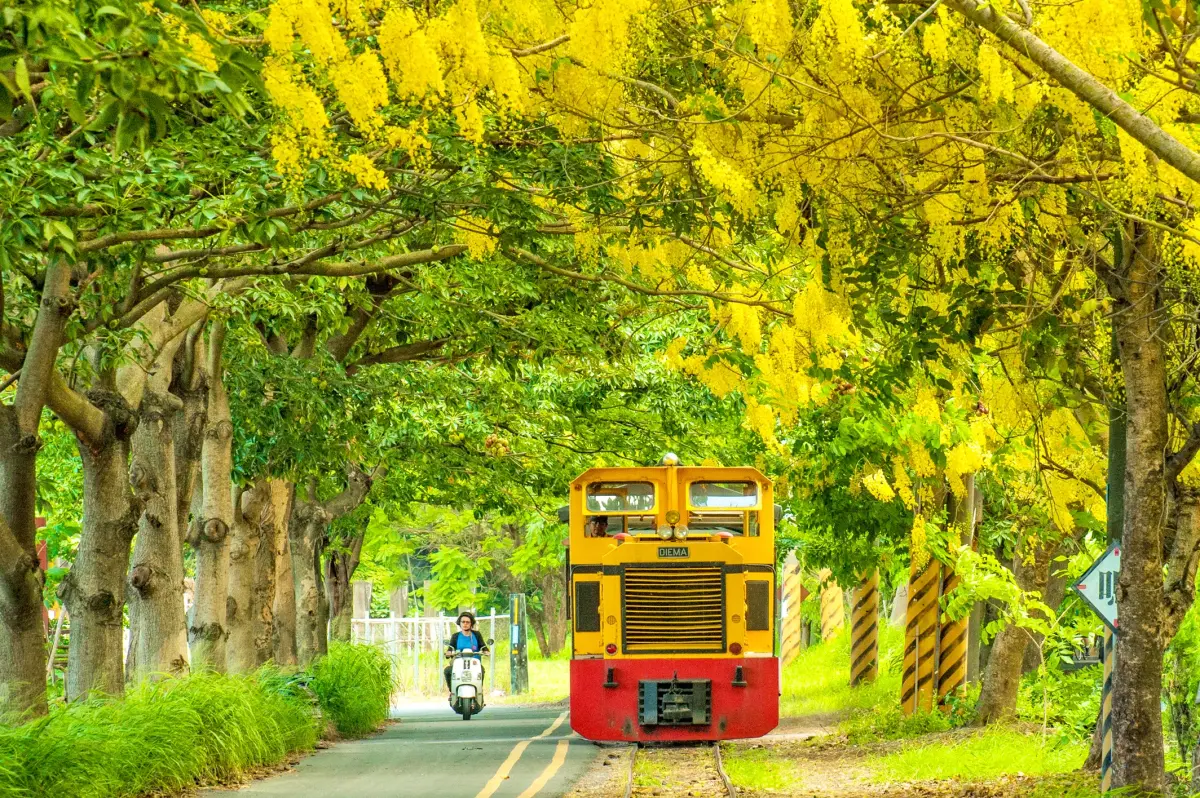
[689,481,759,509]
[585,481,655,513]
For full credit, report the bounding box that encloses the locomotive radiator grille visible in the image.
[622,566,726,653]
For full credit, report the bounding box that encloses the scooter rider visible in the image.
[445,612,489,699]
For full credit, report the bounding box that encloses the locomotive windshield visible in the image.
[689,481,758,508]
[585,481,655,513]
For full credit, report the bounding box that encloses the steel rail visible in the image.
[712,742,738,798]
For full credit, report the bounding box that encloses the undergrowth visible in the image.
[0,643,393,798]
[867,727,1088,782]
[780,625,903,718]
[309,642,394,737]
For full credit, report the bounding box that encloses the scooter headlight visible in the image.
[657,525,673,540]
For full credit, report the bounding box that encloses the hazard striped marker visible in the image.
[850,570,879,687]
[901,560,938,715]
[1101,629,1114,793]
[818,568,845,640]
[780,553,805,667]
[935,564,967,703]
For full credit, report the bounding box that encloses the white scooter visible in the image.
[445,638,493,720]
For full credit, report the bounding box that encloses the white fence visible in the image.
[351,611,511,696]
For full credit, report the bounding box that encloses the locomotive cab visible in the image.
[565,460,780,742]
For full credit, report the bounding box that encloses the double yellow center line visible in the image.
[474,711,570,798]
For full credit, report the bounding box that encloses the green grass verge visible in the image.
[867,728,1088,783]
[494,657,569,705]
[0,643,394,798]
[780,625,903,718]
[0,670,318,798]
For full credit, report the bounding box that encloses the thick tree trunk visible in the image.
[126,388,189,682]
[0,409,49,719]
[0,263,75,717]
[189,324,233,672]
[270,480,297,666]
[325,555,353,644]
[61,392,139,701]
[290,503,325,667]
[975,538,1052,724]
[227,485,269,673]
[249,484,277,667]
[1107,227,1171,793]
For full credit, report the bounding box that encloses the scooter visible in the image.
[445,638,493,720]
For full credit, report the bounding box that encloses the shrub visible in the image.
[0,669,318,798]
[308,643,393,738]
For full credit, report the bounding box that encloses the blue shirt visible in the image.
[451,631,482,656]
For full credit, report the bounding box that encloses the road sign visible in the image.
[1073,543,1121,632]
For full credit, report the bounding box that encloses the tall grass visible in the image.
[309,643,394,737]
[867,727,1088,782]
[0,670,319,798]
[0,643,394,798]
[780,625,903,717]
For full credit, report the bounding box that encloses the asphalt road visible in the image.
[203,702,599,798]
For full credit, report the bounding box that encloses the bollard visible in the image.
[818,568,845,640]
[781,553,805,666]
[935,564,968,704]
[902,559,939,715]
[510,593,529,695]
[850,570,879,687]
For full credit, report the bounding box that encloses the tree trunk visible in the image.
[290,502,326,667]
[0,409,49,719]
[975,538,1052,724]
[0,263,76,717]
[250,483,277,667]
[269,480,297,666]
[189,324,233,673]
[126,388,189,682]
[1107,226,1171,793]
[227,484,270,673]
[61,392,139,701]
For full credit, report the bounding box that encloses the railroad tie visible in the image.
[849,569,879,687]
[781,553,804,666]
[935,563,967,705]
[901,560,939,715]
[818,568,845,640]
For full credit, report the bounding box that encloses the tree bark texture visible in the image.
[325,534,364,645]
[61,391,139,700]
[189,323,233,672]
[974,538,1053,725]
[126,387,189,682]
[0,263,74,718]
[290,469,373,665]
[269,480,297,666]
[227,483,273,673]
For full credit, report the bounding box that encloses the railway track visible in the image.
[624,742,737,798]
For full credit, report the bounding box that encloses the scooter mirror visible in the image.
[443,639,451,647]
[486,638,494,645]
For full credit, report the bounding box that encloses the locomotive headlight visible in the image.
[673,526,689,540]
[665,510,681,525]
[657,525,673,540]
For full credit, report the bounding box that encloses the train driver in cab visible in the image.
[586,515,609,537]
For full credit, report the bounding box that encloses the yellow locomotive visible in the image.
[563,457,779,741]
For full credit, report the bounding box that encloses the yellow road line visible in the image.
[515,739,570,798]
[474,712,569,798]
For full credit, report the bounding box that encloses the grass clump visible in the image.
[867,727,1087,783]
[780,626,902,718]
[720,746,806,792]
[0,669,319,798]
[309,642,394,737]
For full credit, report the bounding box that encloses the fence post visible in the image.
[510,593,528,695]
[411,608,419,694]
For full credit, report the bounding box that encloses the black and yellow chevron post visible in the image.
[850,569,879,687]
[781,553,804,666]
[1101,628,1115,792]
[935,563,968,705]
[901,559,939,715]
[818,568,845,640]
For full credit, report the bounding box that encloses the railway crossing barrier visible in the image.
[850,570,879,687]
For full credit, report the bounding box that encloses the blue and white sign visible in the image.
[1072,543,1121,633]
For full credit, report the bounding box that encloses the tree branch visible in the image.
[1168,422,1200,483]
[344,338,449,375]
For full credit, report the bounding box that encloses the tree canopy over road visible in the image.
[4,0,1200,793]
